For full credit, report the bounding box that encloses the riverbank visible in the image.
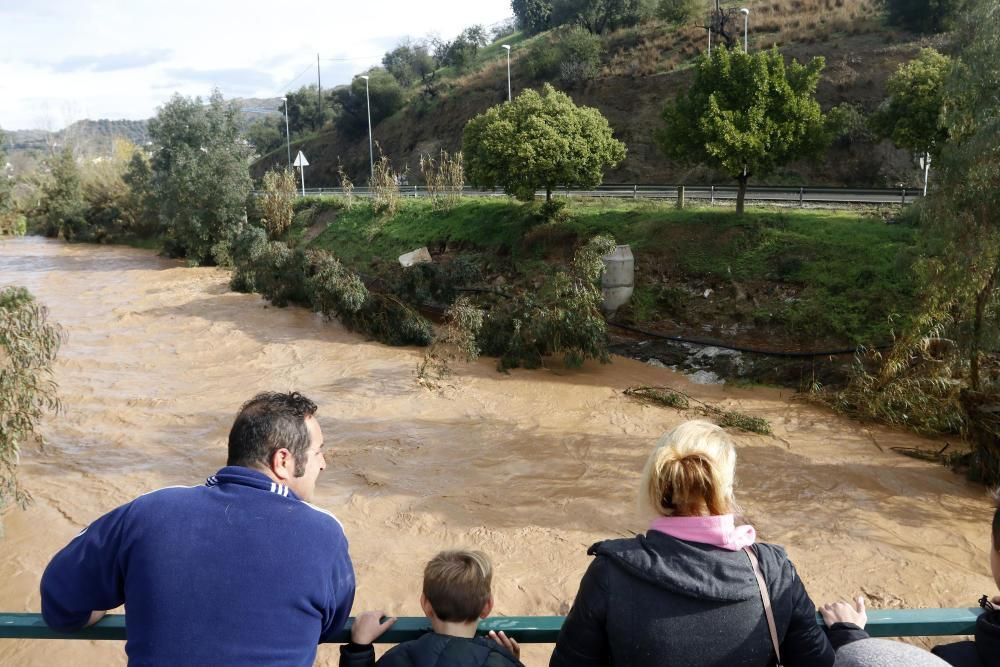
[0,237,990,666]
[298,197,918,384]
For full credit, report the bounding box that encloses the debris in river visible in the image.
[624,384,773,435]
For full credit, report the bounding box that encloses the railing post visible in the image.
[799,187,804,208]
[710,185,715,205]
[901,188,906,205]
[677,185,685,209]
[633,184,637,200]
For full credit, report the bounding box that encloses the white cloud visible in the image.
[0,0,513,130]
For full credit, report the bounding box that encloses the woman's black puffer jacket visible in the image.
[549,530,835,667]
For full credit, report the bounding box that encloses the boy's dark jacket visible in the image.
[340,632,524,667]
[932,610,1000,667]
[549,531,836,667]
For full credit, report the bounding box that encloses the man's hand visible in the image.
[487,630,521,660]
[84,610,107,628]
[820,597,867,629]
[350,611,396,645]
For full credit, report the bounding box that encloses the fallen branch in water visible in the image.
[623,385,773,436]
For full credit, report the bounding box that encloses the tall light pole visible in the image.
[360,75,373,185]
[282,96,291,169]
[501,44,512,102]
[740,8,750,53]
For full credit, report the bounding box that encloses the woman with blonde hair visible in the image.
[550,420,849,666]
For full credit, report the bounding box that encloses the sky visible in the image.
[0,0,514,131]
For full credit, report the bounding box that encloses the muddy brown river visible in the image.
[0,237,993,665]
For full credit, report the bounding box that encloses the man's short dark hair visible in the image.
[227,392,317,475]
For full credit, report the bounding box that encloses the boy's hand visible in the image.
[350,610,397,645]
[820,597,867,629]
[487,630,520,660]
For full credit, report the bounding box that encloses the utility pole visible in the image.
[316,54,322,132]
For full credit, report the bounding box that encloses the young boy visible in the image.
[340,550,524,667]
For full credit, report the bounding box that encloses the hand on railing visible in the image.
[350,610,397,645]
[820,597,868,628]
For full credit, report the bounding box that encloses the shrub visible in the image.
[259,168,297,239]
[656,0,701,24]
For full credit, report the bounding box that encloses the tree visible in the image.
[331,70,404,140]
[436,26,490,72]
[246,117,284,155]
[0,286,61,514]
[383,40,436,88]
[0,127,16,234]
[871,48,951,189]
[148,90,254,264]
[37,147,86,239]
[550,0,653,33]
[658,46,828,214]
[463,84,626,202]
[284,85,331,135]
[511,0,553,34]
[656,0,700,24]
[258,168,297,239]
[886,0,963,33]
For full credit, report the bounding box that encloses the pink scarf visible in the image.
[649,514,756,551]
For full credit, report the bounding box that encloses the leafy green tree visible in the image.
[0,127,16,234]
[38,148,87,239]
[121,149,158,238]
[658,46,828,214]
[551,0,653,33]
[383,40,437,88]
[148,90,254,264]
[0,286,61,513]
[886,0,963,33]
[246,117,284,155]
[871,48,951,188]
[463,84,626,202]
[331,70,404,140]
[285,85,332,135]
[656,0,700,24]
[511,0,553,34]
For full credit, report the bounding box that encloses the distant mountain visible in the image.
[2,96,285,161]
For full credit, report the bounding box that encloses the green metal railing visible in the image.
[0,608,983,643]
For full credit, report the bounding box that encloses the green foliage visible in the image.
[624,384,772,434]
[523,27,604,85]
[383,39,438,88]
[0,287,62,512]
[259,168,297,239]
[148,90,254,265]
[246,118,284,156]
[512,0,553,34]
[284,85,332,135]
[463,84,626,202]
[417,297,485,384]
[332,70,404,140]
[870,48,951,159]
[479,234,615,369]
[825,103,874,149]
[121,150,159,239]
[0,127,19,236]
[227,231,432,346]
[551,0,654,34]
[659,47,828,213]
[655,0,700,24]
[435,26,491,72]
[886,0,963,33]
[36,148,87,240]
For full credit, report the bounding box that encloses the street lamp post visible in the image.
[501,44,512,102]
[360,75,373,185]
[740,8,750,53]
[282,96,291,169]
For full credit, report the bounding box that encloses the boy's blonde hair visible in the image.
[640,420,737,517]
[422,550,493,623]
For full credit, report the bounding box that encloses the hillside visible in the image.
[253,0,942,189]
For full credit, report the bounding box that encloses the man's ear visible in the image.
[270,448,295,481]
[479,596,494,619]
[420,593,436,620]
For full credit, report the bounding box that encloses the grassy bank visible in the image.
[304,197,919,347]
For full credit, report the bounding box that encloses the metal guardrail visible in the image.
[270,184,923,206]
[0,608,982,643]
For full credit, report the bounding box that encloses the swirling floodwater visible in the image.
[0,236,992,665]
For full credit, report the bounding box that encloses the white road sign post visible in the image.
[293,150,309,196]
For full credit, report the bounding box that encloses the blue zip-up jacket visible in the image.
[40,466,356,666]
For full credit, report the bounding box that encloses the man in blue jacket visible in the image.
[40,391,355,666]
